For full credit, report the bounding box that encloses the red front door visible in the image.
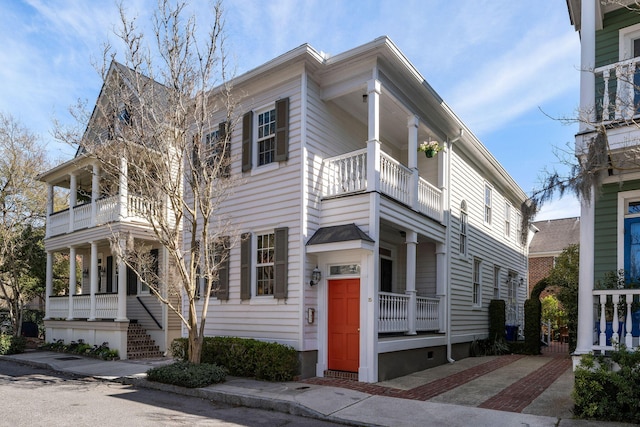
[328,279,360,372]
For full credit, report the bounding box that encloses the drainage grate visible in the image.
[55,356,82,361]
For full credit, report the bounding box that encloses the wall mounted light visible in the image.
[82,268,89,278]
[310,266,321,286]
[362,94,368,103]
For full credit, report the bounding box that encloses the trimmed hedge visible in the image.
[0,334,25,355]
[488,299,506,342]
[147,361,227,388]
[574,347,640,423]
[171,336,299,381]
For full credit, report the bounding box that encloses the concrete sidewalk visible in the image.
[0,350,632,427]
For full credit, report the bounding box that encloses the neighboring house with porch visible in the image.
[528,217,580,298]
[568,0,640,359]
[38,62,181,360]
[193,36,530,382]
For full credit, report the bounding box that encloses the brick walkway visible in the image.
[302,352,572,414]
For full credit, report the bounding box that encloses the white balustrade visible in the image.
[594,57,640,122]
[72,294,91,319]
[48,296,69,319]
[49,210,69,237]
[73,203,92,229]
[95,294,119,319]
[593,289,640,351]
[380,153,411,206]
[322,149,443,221]
[416,296,440,331]
[379,292,409,333]
[96,196,119,224]
[323,149,367,196]
[418,178,443,222]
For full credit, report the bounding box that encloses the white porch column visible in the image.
[366,79,381,193]
[578,0,596,135]
[435,243,447,332]
[89,242,98,321]
[576,184,595,355]
[119,156,128,220]
[405,230,418,335]
[67,246,76,320]
[116,237,128,322]
[407,116,419,211]
[44,251,53,320]
[68,173,77,233]
[46,184,53,238]
[91,162,100,226]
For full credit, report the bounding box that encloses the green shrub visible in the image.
[573,347,640,423]
[171,336,299,381]
[0,334,26,355]
[40,339,118,360]
[523,298,541,354]
[147,361,227,388]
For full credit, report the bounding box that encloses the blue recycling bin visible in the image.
[505,324,518,341]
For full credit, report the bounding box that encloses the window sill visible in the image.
[249,296,279,305]
[250,162,280,176]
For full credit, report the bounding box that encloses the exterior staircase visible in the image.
[127,322,163,359]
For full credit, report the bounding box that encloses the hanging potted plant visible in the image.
[418,140,441,158]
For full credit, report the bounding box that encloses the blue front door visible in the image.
[624,217,640,284]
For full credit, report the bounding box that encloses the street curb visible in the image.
[119,376,377,427]
[1,354,373,427]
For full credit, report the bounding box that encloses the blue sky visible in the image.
[0,0,581,220]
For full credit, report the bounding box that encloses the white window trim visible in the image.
[617,189,640,271]
[251,105,279,175]
[619,23,640,61]
[504,201,512,239]
[484,183,493,227]
[493,266,501,300]
[457,200,469,260]
[252,229,276,300]
[473,257,483,308]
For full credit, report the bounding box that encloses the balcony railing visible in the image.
[323,149,443,222]
[48,294,119,320]
[592,289,640,351]
[47,194,161,238]
[594,57,640,122]
[379,292,441,334]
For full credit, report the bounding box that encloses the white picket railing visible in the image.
[380,153,411,206]
[73,203,92,230]
[416,296,440,331]
[594,57,640,122]
[47,294,120,320]
[379,292,440,334]
[593,289,640,350]
[323,149,443,221]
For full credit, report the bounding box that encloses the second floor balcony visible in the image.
[322,148,444,222]
[595,57,640,123]
[47,194,161,238]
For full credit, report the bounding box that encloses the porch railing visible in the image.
[592,289,640,350]
[48,294,119,320]
[47,194,162,238]
[378,292,441,334]
[594,57,640,122]
[323,149,443,221]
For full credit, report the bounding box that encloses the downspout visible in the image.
[446,129,463,363]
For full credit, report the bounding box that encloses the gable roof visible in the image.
[529,217,580,256]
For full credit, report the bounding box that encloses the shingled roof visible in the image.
[530,217,580,255]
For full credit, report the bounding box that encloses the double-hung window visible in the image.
[242,98,289,173]
[256,232,275,296]
[257,108,276,166]
[504,202,511,239]
[240,227,289,300]
[484,184,492,226]
[459,200,468,256]
[473,258,482,307]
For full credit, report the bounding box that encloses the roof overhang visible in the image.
[306,224,375,254]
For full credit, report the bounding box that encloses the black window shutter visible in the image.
[214,238,230,301]
[240,233,251,300]
[274,98,289,162]
[241,111,253,172]
[218,121,230,177]
[126,266,137,295]
[106,256,113,293]
[274,227,288,299]
[150,248,159,290]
